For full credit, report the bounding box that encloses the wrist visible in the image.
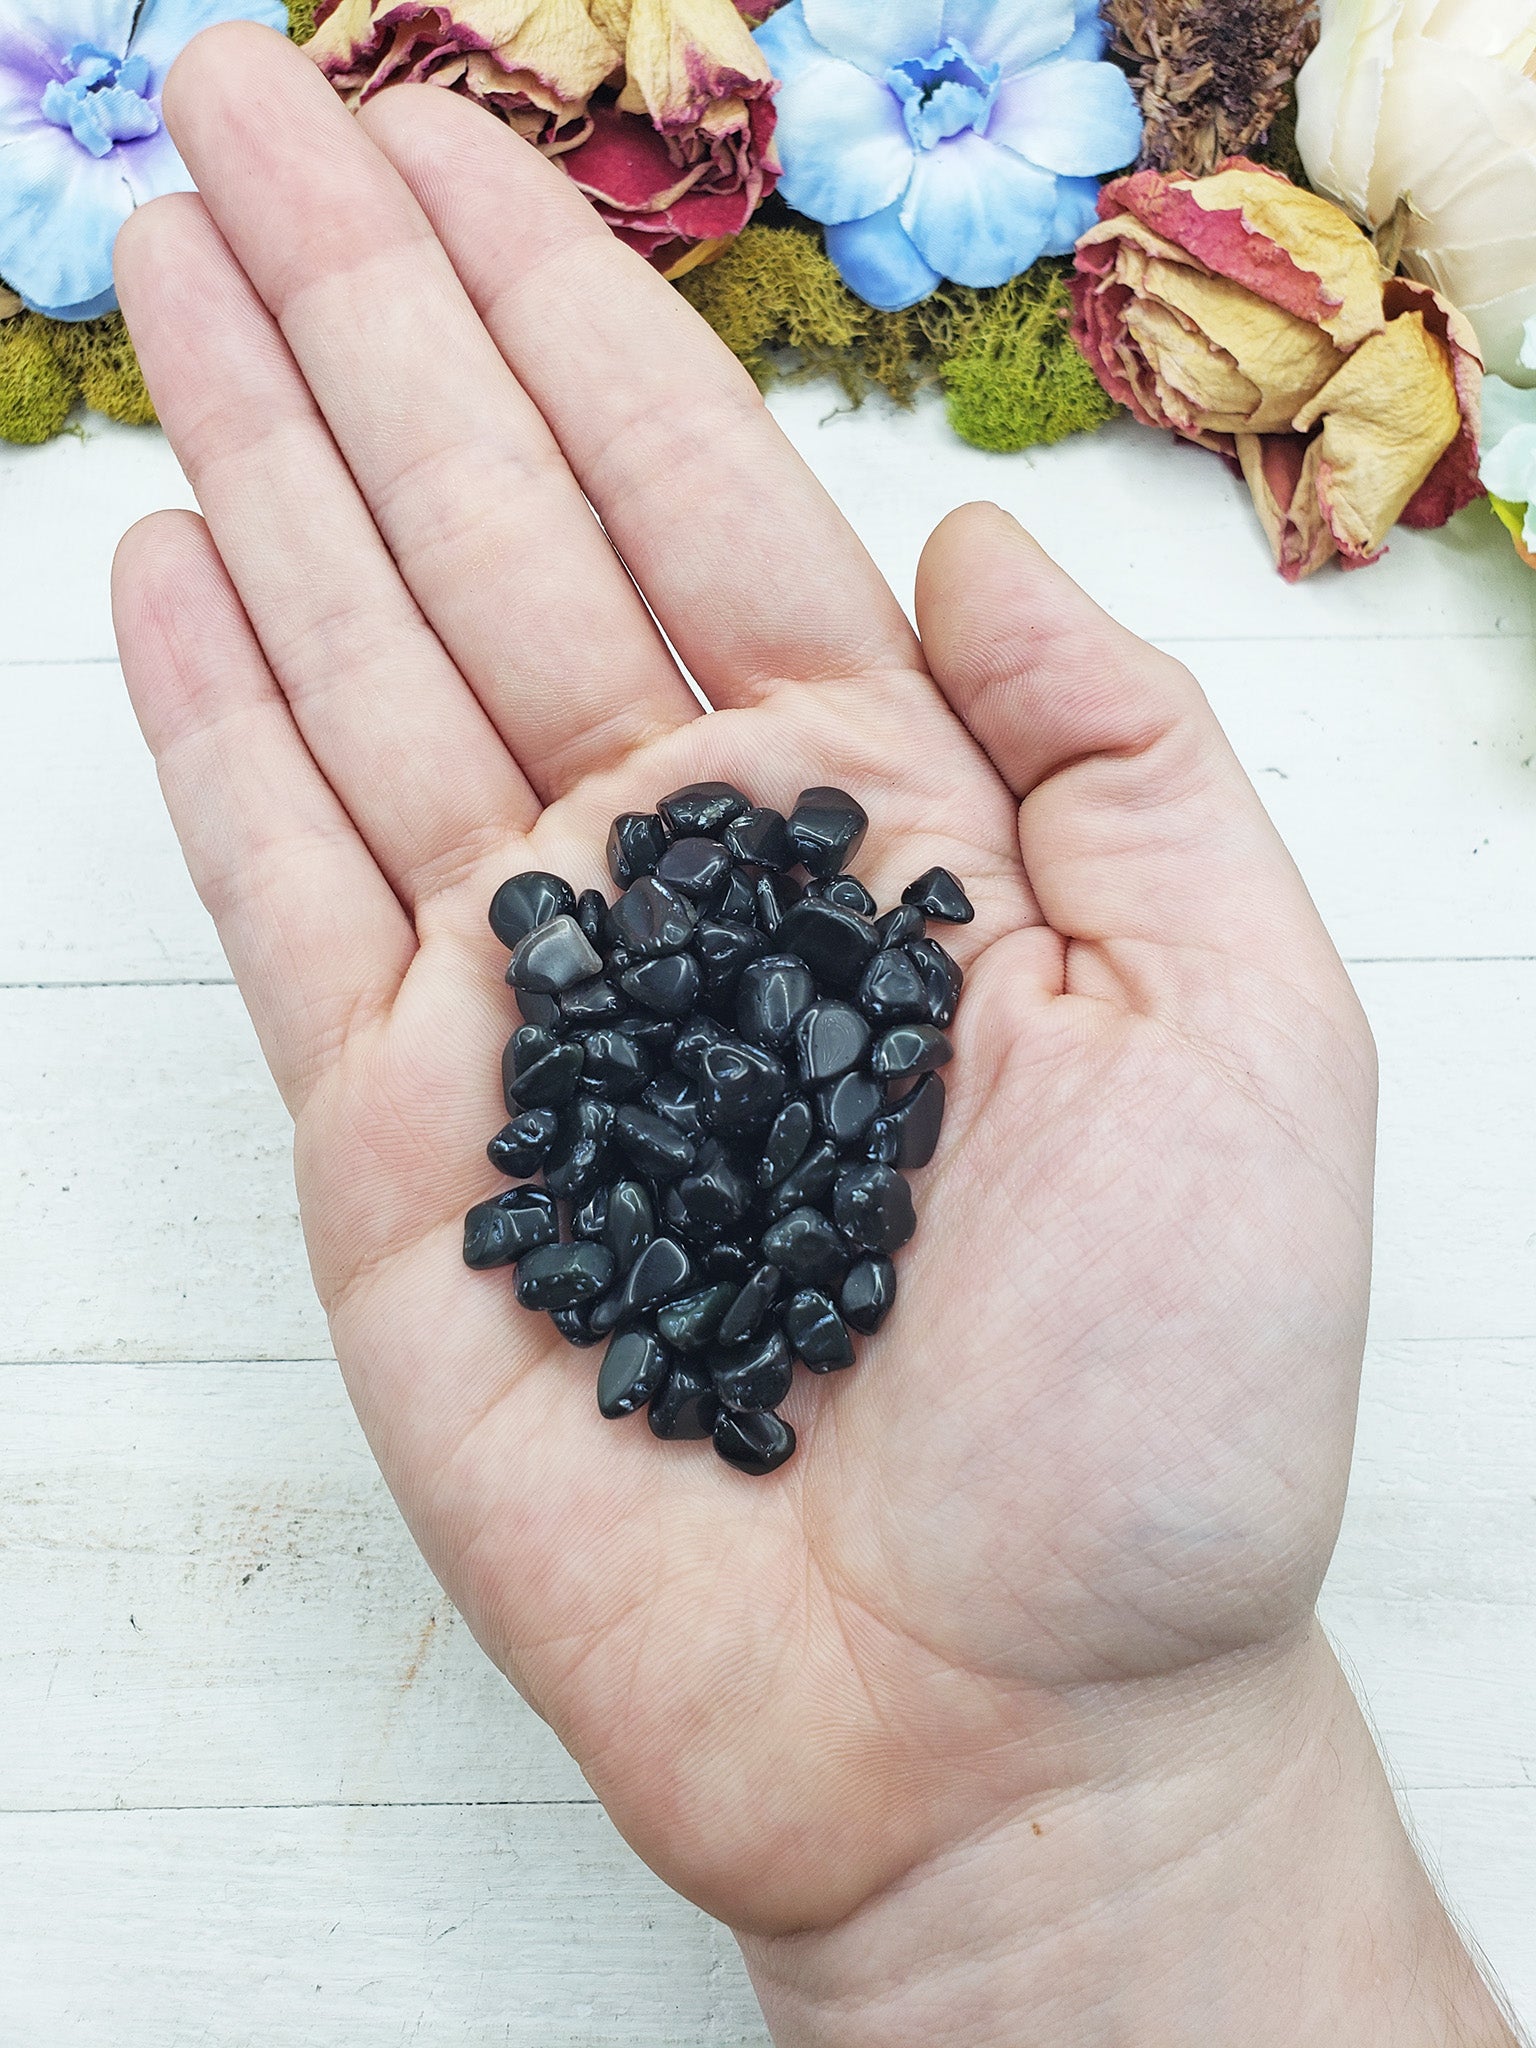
[738,1625,1518,2048]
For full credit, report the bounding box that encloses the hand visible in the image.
[111,27,1515,2045]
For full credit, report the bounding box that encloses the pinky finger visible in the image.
[112,510,415,1111]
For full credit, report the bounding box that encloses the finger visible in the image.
[915,504,1347,985]
[116,194,539,907]
[356,81,924,707]
[160,25,699,798]
[112,509,414,1110]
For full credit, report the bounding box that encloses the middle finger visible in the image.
[161,24,701,800]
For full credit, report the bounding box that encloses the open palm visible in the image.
[113,27,1376,1950]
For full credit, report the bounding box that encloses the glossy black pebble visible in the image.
[514,1241,614,1310]
[612,1104,696,1180]
[717,868,761,924]
[620,952,700,1018]
[560,974,623,1027]
[597,1330,671,1418]
[713,1407,795,1476]
[787,786,868,878]
[759,1206,850,1292]
[737,955,816,1050]
[544,1097,613,1201]
[839,1255,897,1335]
[657,1283,736,1352]
[908,936,964,1028]
[712,1327,793,1413]
[509,914,603,995]
[697,1038,788,1134]
[489,871,575,949]
[572,1185,610,1240]
[723,806,793,870]
[815,874,877,918]
[603,1179,656,1272]
[666,1141,753,1238]
[658,781,752,839]
[876,1071,946,1170]
[857,947,932,1026]
[766,1139,839,1218]
[503,1038,582,1114]
[775,898,879,994]
[758,1097,814,1188]
[575,888,611,949]
[903,866,975,924]
[796,1000,870,1084]
[648,1360,720,1440]
[656,836,732,904]
[818,1071,886,1147]
[834,1163,916,1253]
[607,811,668,890]
[874,903,926,948]
[716,1263,780,1347]
[578,1028,652,1102]
[609,877,699,958]
[754,872,802,934]
[693,917,764,996]
[487,1108,560,1178]
[591,1236,692,1333]
[785,1290,855,1371]
[513,986,562,1030]
[462,1187,559,1269]
[871,1023,952,1080]
[551,1304,603,1347]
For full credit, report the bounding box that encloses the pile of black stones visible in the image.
[463,783,971,1477]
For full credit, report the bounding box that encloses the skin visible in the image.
[110,26,1519,2044]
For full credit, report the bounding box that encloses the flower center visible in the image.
[40,44,160,160]
[887,38,1000,151]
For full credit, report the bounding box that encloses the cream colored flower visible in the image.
[1296,0,1536,383]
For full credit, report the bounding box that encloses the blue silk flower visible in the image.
[754,0,1143,310]
[0,0,285,320]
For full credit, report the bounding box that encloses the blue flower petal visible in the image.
[900,128,1057,287]
[115,119,196,205]
[774,57,915,224]
[801,0,943,79]
[1481,422,1536,504]
[825,201,942,310]
[0,0,138,79]
[1040,172,1100,255]
[940,0,1074,78]
[988,58,1142,176]
[1062,0,1109,60]
[752,0,824,84]
[128,0,287,84]
[0,120,132,313]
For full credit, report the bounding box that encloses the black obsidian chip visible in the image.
[469,789,967,1474]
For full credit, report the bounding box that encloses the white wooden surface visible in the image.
[2,392,1534,2041]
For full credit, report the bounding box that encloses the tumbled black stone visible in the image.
[863,1121,900,1166]
[576,888,611,950]
[833,1163,916,1253]
[902,866,974,924]
[817,1071,886,1147]
[839,1255,896,1335]
[648,1360,720,1440]
[666,1139,753,1238]
[736,955,816,1050]
[544,1096,614,1201]
[758,1097,813,1188]
[703,1240,756,1282]
[874,904,926,949]
[712,1327,793,1414]
[609,877,699,958]
[776,898,879,994]
[787,786,868,877]
[503,1037,582,1113]
[510,1024,558,1074]
[617,1014,677,1057]
[717,869,760,924]
[559,974,623,1027]
[670,1013,726,1081]
[620,952,700,1018]
[488,1108,561,1178]
[723,806,793,870]
[871,1023,952,1080]
[796,1000,871,1084]
[814,874,877,918]
[642,1072,704,1138]
[754,872,802,935]
[716,1263,780,1347]
[489,872,575,950]
[514,1241,614,1310]
[766,1139,839,1219]
[907,937,964,1028]
[603,1178,656,1271]
[856,947,931,1026]
[697,1037,788,1134]
[551,1304,603,1348]
[607,812,669,890]
[693,917,764,997]
[572,1185,610,1241]
[598,1329,671,1418]
[658,782,752,839]
[784,1289,855,1371]
[578,1028,652,1101]
[656,836,732,905]
[591,1236,692,1333]
[877,1071,945,1169]
[612,1104,696,1180]
[462,1186,559,1269]
[713,1407,795,1475]
[509,914,604,995]
[657,1282,736,1352]
[513,986,562,1031]
[760,1206,850,1291]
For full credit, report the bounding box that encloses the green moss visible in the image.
[0,316,78,444]
[48,314,157,426]
[286,0,319,40]
[680,225,1118,453]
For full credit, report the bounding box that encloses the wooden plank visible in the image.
[0,1802,772,2046]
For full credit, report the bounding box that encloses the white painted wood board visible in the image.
[2,388,1533,2038]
